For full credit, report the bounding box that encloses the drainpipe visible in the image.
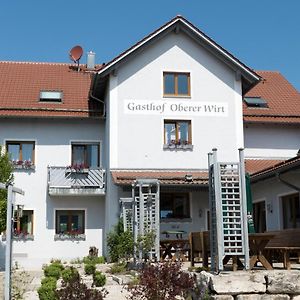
[277,172,300,192]
[89,74,106,118]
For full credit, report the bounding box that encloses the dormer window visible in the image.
[244,97,268,108]
[39,90,63,102]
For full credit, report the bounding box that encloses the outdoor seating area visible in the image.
[159,229,300,271]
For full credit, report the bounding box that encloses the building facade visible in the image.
[0,16,299,269]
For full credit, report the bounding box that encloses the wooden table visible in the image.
[160,239,190,261]
[248,233,276,270]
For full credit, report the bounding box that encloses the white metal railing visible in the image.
[48,166,105,192]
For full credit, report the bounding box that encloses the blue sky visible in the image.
[0,1,299,90]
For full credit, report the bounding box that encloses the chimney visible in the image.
[87,51,96,69]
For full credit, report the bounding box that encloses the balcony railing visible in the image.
[48,166,105,196]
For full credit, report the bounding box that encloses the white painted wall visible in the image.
[0,118,106,268]
[251,172,300,231]
[244,124,300,159]
[109,31,244,169]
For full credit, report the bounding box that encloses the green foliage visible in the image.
[38,276,57,300]
[109,262,127,274]
[70,257,83,264]
[61,267,79,283]
[136,230,156,259]
[83,255,105,265]
[43,263,63,279]
[93,271,106,287]
[0,146,13,233]
[57,275,107,300]
[84,263,96,275]
[107,219,134,262]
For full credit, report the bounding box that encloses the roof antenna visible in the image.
[69,45,83,72]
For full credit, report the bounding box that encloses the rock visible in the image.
[209,271,267,295]
[210,295,234,300]
[236,294,262,300]
[292,296,300,300]
[261,295,290,300]
[267,271,300,294]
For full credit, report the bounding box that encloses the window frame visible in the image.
[14,210,34,235]
[6,141,35,165]
[160,192,191,221]
[71,142,100,168]
[163,72,191,97]
[55,209,86,235]
[163,120,192,146]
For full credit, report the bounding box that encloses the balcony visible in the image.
[48,166,105,196]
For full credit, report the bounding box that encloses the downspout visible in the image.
[89,73,106,118]
[277,172,300,192]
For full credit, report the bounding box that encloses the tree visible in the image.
[0,146,13,233]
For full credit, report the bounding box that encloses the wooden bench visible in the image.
[264,228,300,270]
[189,231,210,268]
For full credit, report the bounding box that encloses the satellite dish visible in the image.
[69,45,83,63]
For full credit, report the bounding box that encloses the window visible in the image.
[13,210,34,236]
[282,193,300,229]
[164,120,191,147]
[160,193,190,220]
[6,141,35,168]
[40,90,63,102]
[55,210,85,234]
[244,97,268,108]
[163,72,190,96]
[71,143,100,168]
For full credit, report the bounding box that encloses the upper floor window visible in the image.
[244,97,268,108]
[6,141,35,169]
[163,72,190,97]
[71,143,100,168]
[164,120,192,149]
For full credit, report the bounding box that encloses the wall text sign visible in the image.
[124,100,228,116]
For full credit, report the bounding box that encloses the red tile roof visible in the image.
[243,71,300,124]
[111,170,209,186]
[250,156,300,182]
[0,61,103,118]
[111,160,283,186]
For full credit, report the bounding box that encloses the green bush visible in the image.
[61,267,79,283]
[82,256,105,265]
[84,263,96,275]
[50,261,64,270]
[107,219,134,262]
[43,264,62,279]
[93,271,106,287]
[109,262,127,274]
[38,277,57,300]
[41,276,57,290]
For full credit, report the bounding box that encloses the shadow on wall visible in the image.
[0,240,6,271]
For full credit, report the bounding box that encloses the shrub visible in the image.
[109,262,127,274]
[84,263,96,275]
[83,256,105,265]
[127,261,195,300]
[38,277,57,300]
[43,264,62,280]
[93,271,106,287]
[70,257,82,264]
[56,276,107,300]
[61,267,79,283]
[107,219,134,262]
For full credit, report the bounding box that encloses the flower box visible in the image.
[1,233,34,241]
[10,160,35,170]
[65,164,89,174]
[54,233,86,241]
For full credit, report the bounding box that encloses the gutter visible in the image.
[89,74,106,118]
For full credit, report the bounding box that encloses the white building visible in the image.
[0,16,298,269]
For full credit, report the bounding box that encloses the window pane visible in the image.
[87,145,99,167]
[8,144,20,160]
[72,146,85,165]
[177,74,189,95]
[164,123,176,144]
[177,122,189,144]
[160,193,190,219]
[58,215,68,233]
[22,143,33,161]
[164,74,175,94]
